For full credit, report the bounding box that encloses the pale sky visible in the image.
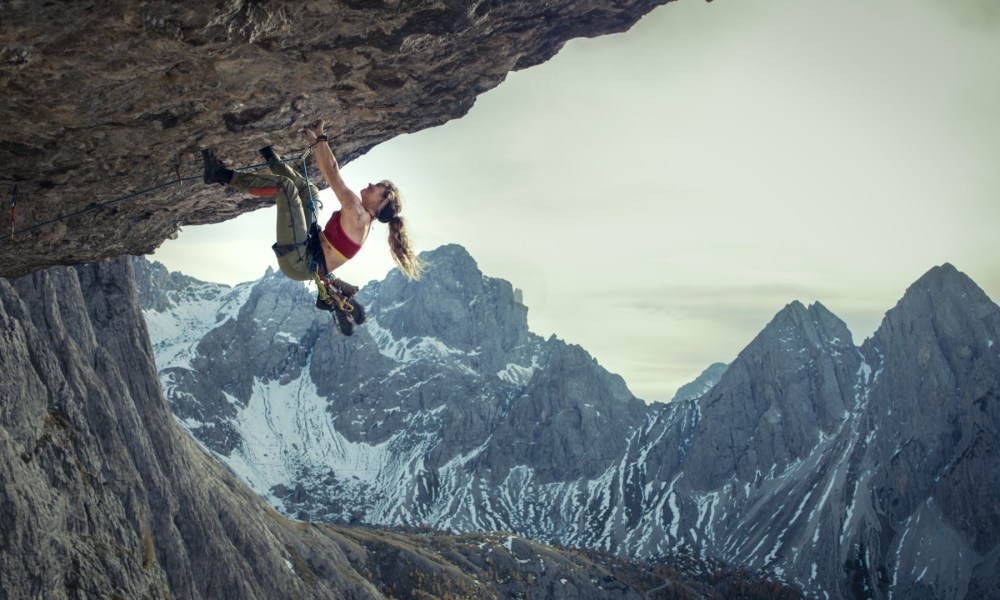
[154,0,1000,403]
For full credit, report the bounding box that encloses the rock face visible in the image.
[671,362,727,402]
[850,265,1000,600]
[0,0,673,278]
[1,254,760,599]
[141,249,1000,600]
[0,258,374,599]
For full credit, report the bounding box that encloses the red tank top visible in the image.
[322,211,363,260]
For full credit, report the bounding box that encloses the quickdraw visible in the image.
[311,269,353,313]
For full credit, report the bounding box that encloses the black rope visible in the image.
[0,156,307,243]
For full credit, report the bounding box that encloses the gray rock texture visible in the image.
[0,0,674,278]
[0,258,376,599]
[671,362,727,402]
[848,264,1000,600]
[141,249,1000,600]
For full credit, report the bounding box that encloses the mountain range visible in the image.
[8,255,794,599]
[135,245,1000,600]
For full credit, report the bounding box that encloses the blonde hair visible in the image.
[379,181,424,280]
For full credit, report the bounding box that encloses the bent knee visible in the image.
[277,253,313,281]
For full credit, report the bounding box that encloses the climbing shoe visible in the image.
[201,148,233,185]
[347,298,366,325]
[333,306,355,336]
[258,145,279,163]
[332,278,360,298]
[315,292,335,312]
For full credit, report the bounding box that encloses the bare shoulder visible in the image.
[353,206,372,226]
[341,202,371,233]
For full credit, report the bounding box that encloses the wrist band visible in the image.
[311,135,328,148]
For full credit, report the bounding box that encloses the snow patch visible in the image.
[367,318,475,374]
[144,281,253,371]
[497,358,540,385]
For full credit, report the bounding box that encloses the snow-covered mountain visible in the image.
[671,362,728,402]
[135,248,1000,600]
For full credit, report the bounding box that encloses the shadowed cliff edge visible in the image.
[0,0,677,278]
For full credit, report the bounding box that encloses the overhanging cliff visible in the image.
[0,3,712,597]
[0,0,674,278]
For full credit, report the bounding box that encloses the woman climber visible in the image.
[200,118,423,335]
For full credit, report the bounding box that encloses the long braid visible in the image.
[388,216,424,279]
[378,181,424,280]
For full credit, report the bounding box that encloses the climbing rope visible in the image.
[299,149,320,225]
[0,155,311,243]
[8,184,17,237]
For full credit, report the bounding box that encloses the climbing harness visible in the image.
[291,152,366,335]
[296,151,350,314]
[4,149,367,335]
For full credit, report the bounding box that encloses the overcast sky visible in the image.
[154,0,1000,403]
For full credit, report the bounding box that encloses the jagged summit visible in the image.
[671,362,727,402]
[890,262,997,319]
[390,243,486,288]
[419,243,480,269]
[867,263,1000,361]
[914,261,961,284]
[863,262,1000,387]
[364,243,532,358]
[736,299,855,364]
[684,298,860,490]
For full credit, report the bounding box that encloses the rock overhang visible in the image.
[0,0,677,278]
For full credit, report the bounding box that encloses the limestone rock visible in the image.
[0,0,674,278]
[0,258,373,599]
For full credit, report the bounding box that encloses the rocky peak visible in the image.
[754,300,854,354]
[684,299,860,489]
[672,362,728,402]
[870,263,1000,352]
[364,244,535,373]
[862,263,1000,399]
[132,256,232,313]
[860,263,1000,456]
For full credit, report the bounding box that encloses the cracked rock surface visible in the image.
[0,0,672,277]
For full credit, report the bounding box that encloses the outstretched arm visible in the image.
[303,119,362,211]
